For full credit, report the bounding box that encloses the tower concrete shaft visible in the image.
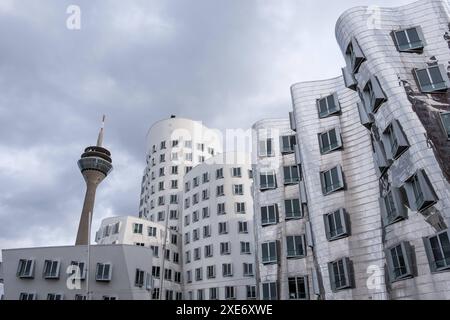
[75,116,113,245]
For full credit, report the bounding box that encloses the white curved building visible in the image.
[96,216,183,300]
[139,116,223,232]
[181,152,257,300]
[333,0,450,299]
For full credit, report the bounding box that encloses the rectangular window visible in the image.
[19,293,36,300]
[202,189,209,200]
[43,260,60,279]
[202,207,210,218]
[243,263,254,277]
[283,165,300,185]
[203,225,211,238]
[317,93,340,118]
[222,263,233,277]
[209,287,218,300]
[216,168,224,179]
[328,257,353,292]
[383,120,409,160]
[152,288,160,300]
[220,242,231,255]
[246,286,257,299]
[394,27,424,52]
[440,112,450,139]
[320,166,345,195]
[285,199,302,219]
[169,209,178,219]
[96,263,112,282]
[345,38,366,74]
[202,172,210,183]
[233,184,244,195]
[259,138,274,157]
[225,286,236,300]
[415,65,450,93]
[134,269,145,287]
[324,209,350,241]
[157,211,165,221]
[133,223,143,234]
[217,203,226,215]
[216,185,225,197]
[219,222,229,235]
[184,214,190,226]
[171,166,178,175]
[207,265,216,279]
[403,169,438,212]
[193,210,199,222]
[232,167,242,177]
[70,261,86,280]
[235,202,246,214]
[286,235,306,258]
[288,276,309,300]
[261,241,278,264]
[205,244,213,258]
[423,229,450,272]
[262,282,277,300]
[281,135,296,154]
[260,171,277,190]
[185,251,191,264]
[47,293,63,300]
[386,242,415,282]
[261,204,278,226]
[238,221,249,233]
[363,76,387,113]
[319,128,342,154]
[193,228,200,241]
[195,267,203,281]
[240,241,251,254]
[16,259,35,278]
[197,289,204,300]
[172,140,179,147]
[380,187,407,226]
[150,246,159,258]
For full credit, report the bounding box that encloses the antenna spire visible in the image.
[96,115,106,147]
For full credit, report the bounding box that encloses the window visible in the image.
[328,258,353,292]
[19,293,36,300]
[403,169,438,212]
[440,112,450,139]
[202,207,210,218]
[135,242,145,247]
[238,221,249,234]
[16,259,35,278]
[193,193,199,205]
[158,196,165,206]
[47,293,63,300]
[220,242,231,255]
[225,286,236,300]
[209,287,218,300]
[380,188,407,226]
[164,268,172,281]
[165,290,174,300]
[185,153,193,161]
[185,181,191,192]
[203,225,211,238]
[232,167,242,177]
[172,140,179,147]
[160,141,166,149]
[423,229,450,272]
[159,167,165,177]
[186,270,192,283]
[259,138,274,157]
[262,282,277,300]
[171,233,178,245]
[194,248,201,261]
[133,223,143,234]
[70,261,86,280]
[219,222,228,235]
[208,147,215,155]
[173,253,180,264]
[193,228,200,241]
[393,27,424,52]
[205,244,213,258]
[174,272,181,283]
[363,76,387,113]
[157,211,165,221]
[169,209,178,219]
[185,232,190,244]
[216,185,225,197]
[171,180,178,190]
[193,177,200,187]
[261,204,278,226]
[283,165,300,185]
[152,288,160,300]
[202,172,210,183]
[319,128,343,154]
[243,263,254,277]
[171,166,178,175]
[185,166,193,174]
[135,269,145,287]
[247,286,257,299]
[184,198,190,209]
[103,296,117,300]
[241,242,251,254]
[233,184,244,195]
[386,242,415,282]
[317,93,340,118]
[320,166,345,195]
[382,120,409,160]
[195,268,203,281]
[288,276,309,300]
[112,222,120,234]
[43,260,60,279]
[197,289,204,300]
[185,251,191,264]
[159,154,165,163]
[324,209,351,241]
[236,202,246,214]
[222,263,233,277]
[281,135,296,154]
[150,246,159,258]
[415,65,450,93]
[96,263,112,282]
[286,236,306,258]
[216,168,224,179]
[285,199,302,220]
[217,203,226,215]
[262,241,278,264]
[260,171,277,190]
[184,214,190,226]
[345,38,366,74]
[207,265,216,279]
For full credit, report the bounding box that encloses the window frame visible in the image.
[320,165,345,195]
[393,26,425,52]
[318,128,343,155]
[423,229,450,273]
[323,209,351,241]
[317,93,341,119]
[414,64,450,93]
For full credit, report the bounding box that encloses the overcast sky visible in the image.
[0,0,414,258]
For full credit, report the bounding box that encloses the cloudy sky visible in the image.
[0,0,414,258]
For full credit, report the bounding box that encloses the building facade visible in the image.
[96,216,183,300]
[181,152,257,300]
[2,245,154,300]
[139,116,223,233]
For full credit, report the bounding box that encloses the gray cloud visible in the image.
[0,0,413,258]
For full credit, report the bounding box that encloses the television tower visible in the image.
[75,115,113,245]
